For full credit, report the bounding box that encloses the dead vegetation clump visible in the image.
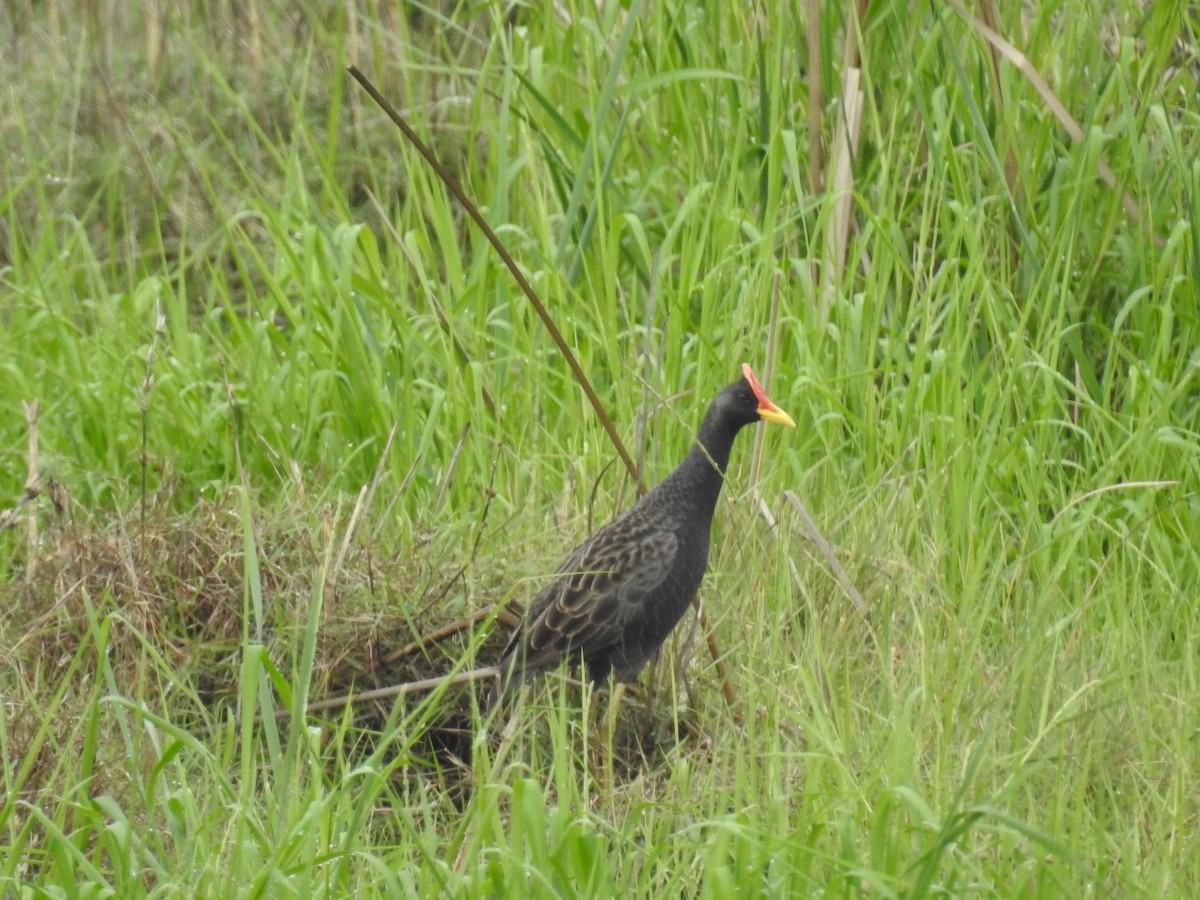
[1,485,514,781]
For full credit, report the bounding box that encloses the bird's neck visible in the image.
[661,413,744,517]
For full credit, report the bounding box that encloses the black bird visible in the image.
[496,364,794,698]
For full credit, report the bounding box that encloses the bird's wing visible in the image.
[507,518,679,674]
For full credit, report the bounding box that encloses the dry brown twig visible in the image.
[383,602,521,666]
[301,666,500,716]
[346,65,642,491]
[782,490,869,619]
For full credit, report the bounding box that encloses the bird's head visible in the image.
[740,363,795,428]
[705,364,796,433]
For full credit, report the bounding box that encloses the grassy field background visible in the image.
[2,0,1198,895]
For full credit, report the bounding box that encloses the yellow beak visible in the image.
[758,405,796,428]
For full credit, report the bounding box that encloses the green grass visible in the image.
[2,0,1198,895]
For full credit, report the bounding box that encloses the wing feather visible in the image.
[504,517,678,676]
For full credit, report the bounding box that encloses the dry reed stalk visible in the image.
[947,0,1149,231]
[805,0,823,194]
[23,400,40,581]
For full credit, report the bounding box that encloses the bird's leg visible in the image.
[582,679,606,786]
[491,682,528,772]
[601,681,627,756]
[645,654,659,717]
[584,677,626,789]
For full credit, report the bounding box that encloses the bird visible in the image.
[494,363,795,701]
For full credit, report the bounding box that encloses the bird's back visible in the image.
[499,478,710,686]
